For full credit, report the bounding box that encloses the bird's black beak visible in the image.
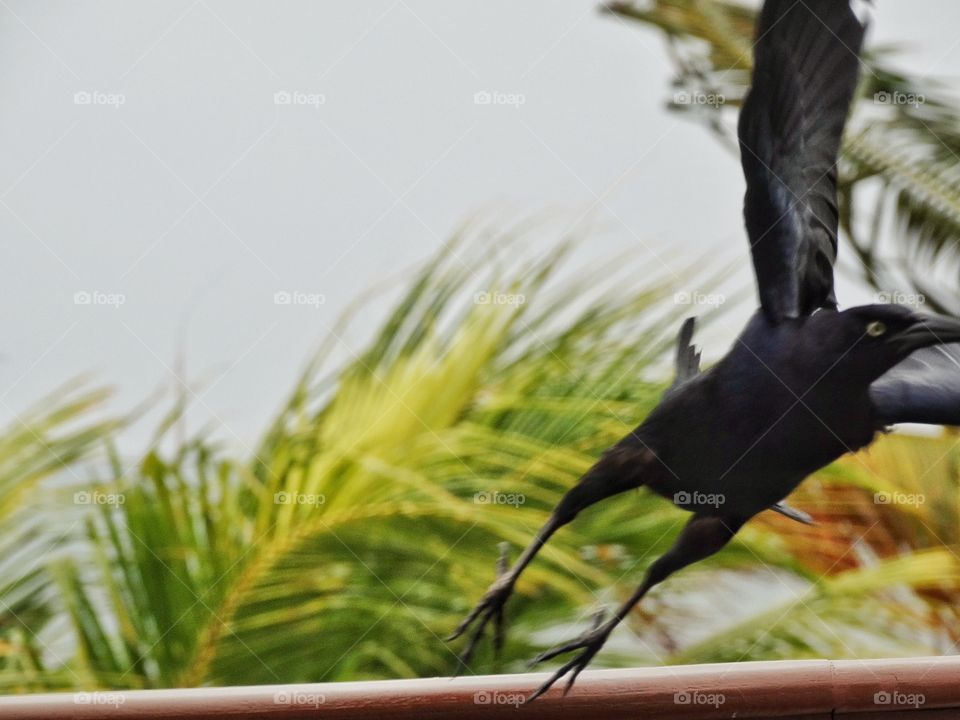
[893,314,960,353]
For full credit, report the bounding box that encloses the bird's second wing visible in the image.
[870,345,960,426]
[739,0,866,321]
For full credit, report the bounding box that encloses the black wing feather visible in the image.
[739,0,866,321]
[870,344,960,426]
[668,317,701,395]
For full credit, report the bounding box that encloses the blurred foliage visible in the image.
[1,230,960,692]
[605,0,960,313]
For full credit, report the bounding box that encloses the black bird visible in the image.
[449,0,960,701]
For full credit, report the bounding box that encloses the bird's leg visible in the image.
[448,453,651,671]
[447,512,565,670]
[527,513,744,702]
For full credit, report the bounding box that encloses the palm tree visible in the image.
[606,0,960,314]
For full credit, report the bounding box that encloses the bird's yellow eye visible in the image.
[866,321,887,337]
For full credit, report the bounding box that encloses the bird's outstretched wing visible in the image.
[870,345,960,426]
[739,0,866,321]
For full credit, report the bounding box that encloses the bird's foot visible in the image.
[446,542,514,670]
[526,611,611,702]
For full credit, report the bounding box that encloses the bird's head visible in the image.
[829,304,960,379]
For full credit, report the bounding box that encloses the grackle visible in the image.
[449,0,960,701]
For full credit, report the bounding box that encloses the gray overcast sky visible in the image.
[2,1,959,451]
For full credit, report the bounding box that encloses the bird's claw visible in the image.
[447,543,514,670]
[527,614,611,702]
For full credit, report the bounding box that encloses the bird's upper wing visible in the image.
[870,344,960,426]
[739,0,866,321]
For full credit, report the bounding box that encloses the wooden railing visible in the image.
[2,657,957,719]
